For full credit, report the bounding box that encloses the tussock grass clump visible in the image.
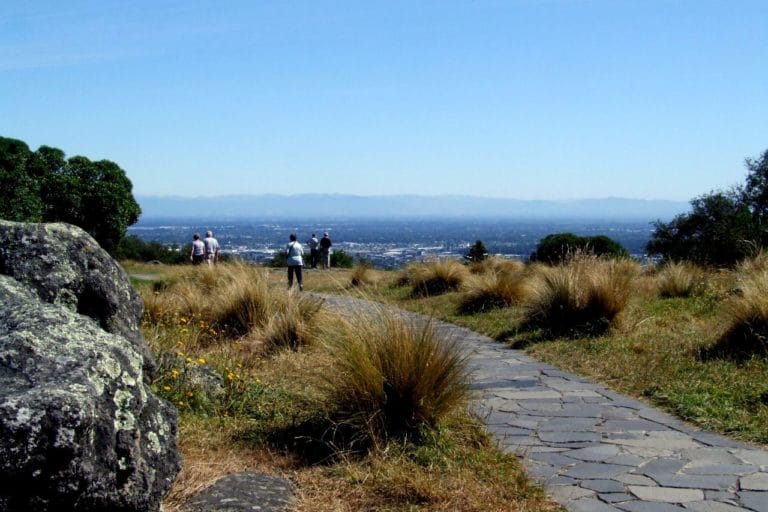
[524,255,638,337]
[322,307,470,448]
[350,262,375,287]
[656,262,708,298]
[710,263,768,359]
[140,262,322,352]
[405,259,470,297]
[458,265,530,314]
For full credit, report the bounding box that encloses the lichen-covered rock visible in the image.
[0,274,181,511]
[0,221,155,378]
[0,221,181,511]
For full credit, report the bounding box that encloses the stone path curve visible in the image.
[318,293,768,512]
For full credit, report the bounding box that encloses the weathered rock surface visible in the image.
[0,221,155,377]
[0,221,181,511]
[183,472,296,512]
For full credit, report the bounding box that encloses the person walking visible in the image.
[306,233,319,268]
[203,230,221,266]
[286,233,304,290]
[189,233,205,265]
[319,232,332,270]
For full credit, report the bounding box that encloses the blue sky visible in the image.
[1,0,766,200]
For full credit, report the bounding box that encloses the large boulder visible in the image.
[0,222,181,511]
[0,221,155,378]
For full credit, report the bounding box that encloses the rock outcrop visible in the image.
[0,221,180,511]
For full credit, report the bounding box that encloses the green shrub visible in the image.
[530,233,629,264]
[331,249,354,268]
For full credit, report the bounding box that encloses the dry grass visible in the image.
[523,255,639,337]
[458,264,530,314]
[321,305,471,448]
[656,262,708,298]
[713,261,768,359]
[403,259,471,297]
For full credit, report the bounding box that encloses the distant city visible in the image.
[128,217,658,268]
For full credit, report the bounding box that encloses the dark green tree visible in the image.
[531,233,628,264]
[0,136,141,252]
[465,240,488,263]
[0,137,42,221]
[646,190,757,266]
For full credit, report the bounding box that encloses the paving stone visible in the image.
[738,491,768,512]
[617,503,687,512]
[570,498,626,511]
[602,419,669,432]
[640,458,690,476]
[528,451,580,467]
[681,449,743,465]
[600,492,636,503]
[563,463,631,480]
[740,472,768,491]
[582,480,628,493]
[547,475,581,485]
[628,486,705,503]
[683,463,756,476]
[689,432,746,449]
[606,431,702,451]
[616,474,659,486]
[650,474,739,492]
[539,417,601,432]
[566,445,623,462]
[548,485,596,502]
[733,450,768,467]
[607,454,648,467]
[683,501,752,511]
[539,431,603,444]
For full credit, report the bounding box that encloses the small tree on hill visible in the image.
[465,240,488,263]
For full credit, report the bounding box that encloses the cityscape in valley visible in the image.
[128,216,659,268]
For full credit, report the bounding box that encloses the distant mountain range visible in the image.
[136,194,688,221]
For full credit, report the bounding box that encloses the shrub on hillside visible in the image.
[530,233,629,265]
[321,307,470,447]
[114,235,188,264]
[523,255,638,337]
[331,249,354,268]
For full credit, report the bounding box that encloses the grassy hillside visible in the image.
[124,261,561,512]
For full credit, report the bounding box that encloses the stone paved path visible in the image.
[319,294,768,512]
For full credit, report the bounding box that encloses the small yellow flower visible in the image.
[177,351,185,357]
[186,391,194,397]
[153,291,160,296]
[227,372,235,380]
[163,386,171,391]
[177,400,185,406]
[171,369,180,378]
[180,317,188,324]
[198,357,206,364]
[186,357,193,364]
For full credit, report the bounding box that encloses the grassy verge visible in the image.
[335,257,768,445]
[125,261,561,511]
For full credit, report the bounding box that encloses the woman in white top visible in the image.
[286,233,304,290]
[189,233,205,265]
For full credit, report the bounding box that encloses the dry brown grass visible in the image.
[321,305,471,448]
[656,262,708,298]
[403,259,471,297]
[714,259,768,358]
[523,255,639,336]
[459,264,531,314]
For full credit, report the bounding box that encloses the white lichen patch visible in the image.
[113,390,136,431]
[147,431,162,454]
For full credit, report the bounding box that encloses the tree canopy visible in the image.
[530,233,629,264]
[0,136,141,251]
[646,148,768,266]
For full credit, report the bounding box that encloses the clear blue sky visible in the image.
[1,0,766,201]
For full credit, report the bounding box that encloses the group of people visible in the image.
[188,229,332,292]
[285,232,332,290]
[189,230,220,266]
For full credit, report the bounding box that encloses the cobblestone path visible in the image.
[318,294,768,512]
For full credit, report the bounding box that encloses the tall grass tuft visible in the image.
[406,259,470,297]
[656,262,708,298]
[458,264,530,314]
[350,261,375,287]
[710,258,768,359]
[523,255,638,337]
[322,306,470,449]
